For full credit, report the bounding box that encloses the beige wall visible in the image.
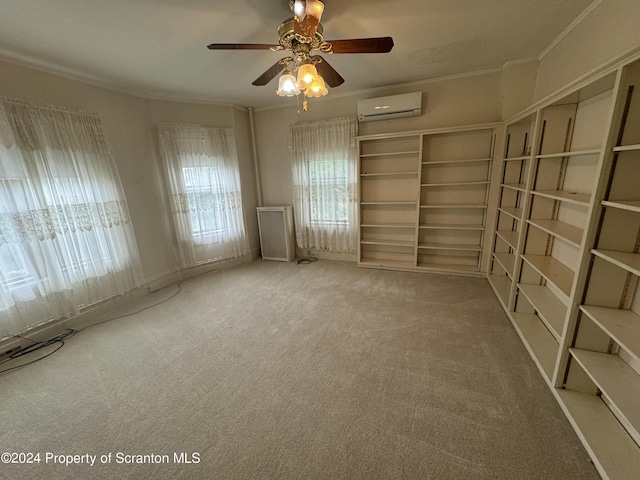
[501,59,538,121]
[533,0,640,103]
[231,106,260,250]
[0,60,260,284]
[254,70,504,207]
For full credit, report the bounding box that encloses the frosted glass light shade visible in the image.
[276,71,300,96]
[296,63,319,89]
[305,75,328,97]
[294,1,324,38]
[305,1,324,21]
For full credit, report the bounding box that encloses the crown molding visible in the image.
[0,49,248,110]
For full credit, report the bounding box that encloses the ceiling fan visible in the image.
[206,0,394,98]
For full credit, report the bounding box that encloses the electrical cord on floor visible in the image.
[0,267,218,376]
[0,329,76,375]
[297,254,318,265]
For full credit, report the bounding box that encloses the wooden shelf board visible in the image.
[420,223,485,231]
[535,148,601,159]
[359,259,415,269]
[493,252,515,276]
[495,230,519,249]
[613,144,640,153]
[511,312,558,381]
[361,223,416,229]
[592,249,640,277]
[580,305,640,363]
[527,219,584,247]
[361,171,418,177]
[361,201,416,205]
[418,243,482,251]
[502,155,530,162]
[361,239,415,247]
[421,181,490,187]
[422,157,492,165]
[420,180,490,188]
[602,200,640,213]
[521,254,574,298]
[417,262,479,273]
[570,348,640,446]
[360,151,420,158]
[498,206,524,220]
[420,204,488,209]
[488,274,512,309]
[556,389,640,480]
[517,284,566,341]
[502,183,527,191]
[531,190,591,206]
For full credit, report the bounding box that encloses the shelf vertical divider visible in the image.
[508,109,542,312]
[553,66,626,388]
[413,134,424,266]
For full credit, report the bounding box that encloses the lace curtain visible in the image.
[157,124,249,267]
[289,116,358,252]
[0,99,142,340]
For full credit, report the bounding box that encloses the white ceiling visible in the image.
[0,0,595,108]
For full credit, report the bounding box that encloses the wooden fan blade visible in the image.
[293,0,324,40]
[323,37,394,54]
[207,43,278,50]
[312,56,344,88]
[252,60,287,86]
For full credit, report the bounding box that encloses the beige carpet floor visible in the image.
[0,260,599,479]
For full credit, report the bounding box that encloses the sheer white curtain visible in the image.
[290,116,358,252]
[0,99,142,340]
[157,124,249,267]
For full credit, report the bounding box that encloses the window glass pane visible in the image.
[182,164,227,243]
[309,158,348,225]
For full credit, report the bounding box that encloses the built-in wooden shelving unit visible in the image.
[357,124,498,275]
[488,58,640,479]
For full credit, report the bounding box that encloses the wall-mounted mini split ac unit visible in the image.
[357,92,422,122]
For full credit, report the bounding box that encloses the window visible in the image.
[157,124,249,267]
[290,117,358,252]
[0,99,142,340]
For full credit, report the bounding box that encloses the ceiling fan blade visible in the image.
[207,43,278,51]
[252,60,287,86]
[293,0,324,40]
[323,37,394,54]
[312,56,344,88]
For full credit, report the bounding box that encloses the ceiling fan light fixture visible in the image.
[276,70,301,96]
[296,63,319,89]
